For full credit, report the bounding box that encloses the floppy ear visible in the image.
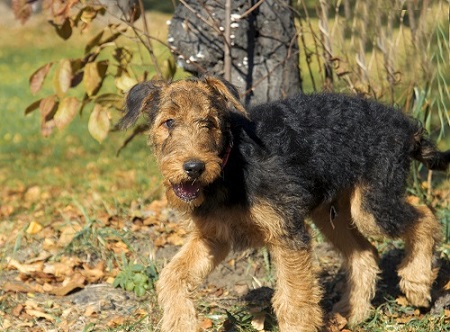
[117,80,166,129]
[203,76,248,116]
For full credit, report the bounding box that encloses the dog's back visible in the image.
[246,93,449,197]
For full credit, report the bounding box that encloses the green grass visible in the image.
[0,17,161,203]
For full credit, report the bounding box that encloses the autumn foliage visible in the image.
[12,0,172,143]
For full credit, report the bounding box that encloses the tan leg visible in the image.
[270,243,323,332]
[397,201,442,307]
[311,192,380,325]
[157,233,230,332]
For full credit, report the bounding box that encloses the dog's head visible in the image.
[118,76,247,209]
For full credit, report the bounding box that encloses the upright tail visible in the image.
[412,129,450,171]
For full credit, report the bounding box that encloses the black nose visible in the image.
[183,160,205,179]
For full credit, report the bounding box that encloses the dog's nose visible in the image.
[183,160,205,178]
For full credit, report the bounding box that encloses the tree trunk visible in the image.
[168,0,302,106]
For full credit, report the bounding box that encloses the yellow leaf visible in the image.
[84,61,108,96]
[88,104,110,143]
[53,59,72,97]
[396,296,409,307]
[115,73,137,92]
[26,221,43,234]
[54,97,81,130]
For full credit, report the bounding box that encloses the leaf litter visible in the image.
[1,179,450,331]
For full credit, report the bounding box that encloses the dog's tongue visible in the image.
[172,182,201,201]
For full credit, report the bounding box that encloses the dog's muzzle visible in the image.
[172,182,201,201]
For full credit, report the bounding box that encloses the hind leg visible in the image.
[397,198,442,307]
[311,191,380,325]
[351,186,442,309]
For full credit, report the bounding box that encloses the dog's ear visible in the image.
[117,80,166,129]
[203,76,248,116]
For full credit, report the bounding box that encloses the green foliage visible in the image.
[113,254,159,297]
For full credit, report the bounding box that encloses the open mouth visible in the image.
[172,182,202,202]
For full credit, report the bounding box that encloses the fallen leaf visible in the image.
[57,222,82,247]
[396,296,409,307]
[445,309,450,318]
[395,315,413,324]
[107,315,127,327]
[24,186,41,202]
[199,318,213,330]
[43,262,75,277]
[81,261,105,282]
[25,308,55,322]
[84,304,97,317]
[50,273,85,296]
[7,258,44,274]
[26,221,43,234]
[11,304,24,317]
[2,281,44,293]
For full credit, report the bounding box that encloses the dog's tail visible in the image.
[411,129,450,171]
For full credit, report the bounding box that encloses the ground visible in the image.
[1,185,450,331]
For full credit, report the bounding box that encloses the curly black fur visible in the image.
[197,92,449,241]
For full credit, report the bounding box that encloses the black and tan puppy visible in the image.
[119,76,449,332]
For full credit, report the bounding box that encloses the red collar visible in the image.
[221,143,233,169]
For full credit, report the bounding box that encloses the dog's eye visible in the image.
[200,119,216,129]
[163,119,175,129]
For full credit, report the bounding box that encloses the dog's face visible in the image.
[119,76,247,209]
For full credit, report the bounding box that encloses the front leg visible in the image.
[270,242,323,332]
[157,233,230,332]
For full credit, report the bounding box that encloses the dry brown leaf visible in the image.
[7,258,44,274]
[43,262,75,277]
[57,223,82,247]
[24,186,41,202]
[50,273,85,296]
[84,304,98,317]
[395,315,414,324]
[154,236,167,248]
[25,251,52,264]
[81,261,105,283]
[3,280,44,293]
[107,315,127,327]
[0,205,14,217]
[25,308,55,322]
[108,241,130,254]
[199,318,213,330]
[11,304,24,317]
[396,296,409,307]
[58,319,70,332]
